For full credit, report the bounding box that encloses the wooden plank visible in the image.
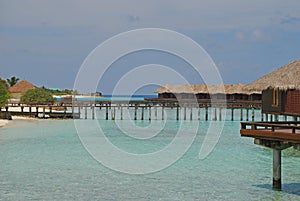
[240,129,300,143]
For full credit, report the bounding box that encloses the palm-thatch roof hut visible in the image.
[155,83,261,101]
[245,60,300,115]
[244,60,300,92]
[8,80,36,99]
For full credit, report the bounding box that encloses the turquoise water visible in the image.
[1,111,300,200]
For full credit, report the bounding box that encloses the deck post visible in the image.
[43,107,46,118]
[120,106,123,120]
[184,106,186,120]
[219,108,222,121]
[213,107,217,121]
[84,106,87,119]
[78,107,81,119]
[134,105,137,120]
[246,108,249,121]
[29,107,32,113]
[141,106,144,120]
[231,108,234,121]
[270,114,273,122]
[36,107,39,117]
[176,106,179,121]
[162,105,164,121]
[106,105,108,120]
[92,106,95,120]
[273,149,282,190]
[240,108,243,121]
[252,109,255,121]
[21,106,24,113]
[205,107,208,121]
[112,107,115,120]
[190,107,193,121]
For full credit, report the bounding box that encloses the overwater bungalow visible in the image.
[240,60,300,190]
[155,83,261,102]
[244,60,300,117]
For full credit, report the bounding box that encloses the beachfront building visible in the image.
[155,83,261,101]
[8,80,36,99]
[240,60,300,190]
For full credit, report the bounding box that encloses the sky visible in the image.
[0,0,300,94]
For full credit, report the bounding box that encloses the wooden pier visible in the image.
[240,121,300,190]
[1,99,262,120]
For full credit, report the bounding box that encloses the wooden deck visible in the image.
[240,121,300,143]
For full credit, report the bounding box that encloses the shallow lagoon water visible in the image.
[0,110,300,200]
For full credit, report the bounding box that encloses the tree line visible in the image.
[0,77,77,107]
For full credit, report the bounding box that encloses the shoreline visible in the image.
[0,119,9,128]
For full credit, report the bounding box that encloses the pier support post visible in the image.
[231,108,234,121]
[92,106,95,120]
[205,107,208,121]
[134,106,137,120]
[29,107,32,113]
[252,109,255,121]
[120,106,123,120]
[112,107,115,120]
[213,108,217,121]
[240,108,243,121]
[43,107,46,118]
[149,106,151,121]
[141,107,144,120]
[198,107,200,121]
[273,149,282,190]
[246,109,249,121]
[190,107,193,121]
[84,106,87,119]
[219,108,222,121]
[106,105,108,120]
[78,107,81,119]
[162,105,164,121]
[184,106,186,120]
[21,106,24,113]
[176,106,179,121]
[155,107,157,120]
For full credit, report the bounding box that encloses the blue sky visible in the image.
[0,0,300,94]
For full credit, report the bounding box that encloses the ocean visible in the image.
[0,108,300,200]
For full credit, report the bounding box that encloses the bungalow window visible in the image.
[272,88,279,107]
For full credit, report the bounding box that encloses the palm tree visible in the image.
[6,76,20,87]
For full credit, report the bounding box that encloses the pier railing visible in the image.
[241,121,300,143]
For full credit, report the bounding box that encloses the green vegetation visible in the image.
[41,86,78,96]
[6,76,20,87]
[20,88,55,104]
[0,78,10,107]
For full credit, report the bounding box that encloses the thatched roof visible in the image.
[245,60,300,91]
[155,83,258,95]
[8,80,36,93]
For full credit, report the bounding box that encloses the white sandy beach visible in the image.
[0,119,9,127]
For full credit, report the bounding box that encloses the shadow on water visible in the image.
[255,183,300,196]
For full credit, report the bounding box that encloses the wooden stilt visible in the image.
[273,149,282,190]
[190,107,193,121]
[92,106,95,120]
[149,106,151,121]
[141,107,144,120]
[184,106,186,120]
[205,107,208,121]
[231,108,234,121]
[84,106,87,119]
[240,108,243,121]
